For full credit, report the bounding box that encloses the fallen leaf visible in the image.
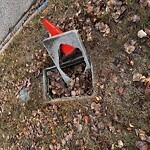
[127,122,134,130]
[111,144,115,150]
[144,85,150,94]
[140,0,150,7]
[87,6,94,12]
[61,139,66,147]
[97,122,105,130]
[52,139,57,144]
[108,122,115,132]
[65,131,73,142]
[113,114,119,122]
[118,140,124,148]
[83,115,89,125]
[95,96,102,101]
[146,136,150,143]
[129,122,134,128]
[129,60,134,66]
[91,102,101,113]
[95,22,110,36]
[71,91,76,96]
[76,123,82,132]
[136,141,148,150]
[131,14,140,22]
[100,84,104,89]
[124,40,136,54]
[118,87,124,94]
[141,77,150,85]
[133,73,143,81]
[52,89,57,95]
[112,76,118,83]
[56,143,61,150]
[145,28,150,36]
[136,129,148,141]
[49,144,54,149]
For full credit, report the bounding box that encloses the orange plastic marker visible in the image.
[42,18,75,56]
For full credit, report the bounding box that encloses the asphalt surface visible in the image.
[0,0,36,43]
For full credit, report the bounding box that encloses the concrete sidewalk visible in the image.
[0,0,36,43]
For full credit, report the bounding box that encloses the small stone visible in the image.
[138,30,147,38]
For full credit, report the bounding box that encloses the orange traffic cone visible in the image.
[42,18,75,56]
[42,18,63,36]
[60,44,76,56]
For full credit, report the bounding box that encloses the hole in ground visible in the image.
[46,62,93,99]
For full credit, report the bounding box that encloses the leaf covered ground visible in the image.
[0,0,150,149]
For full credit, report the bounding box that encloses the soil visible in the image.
[46,62,93,98]
[0,0,150,149]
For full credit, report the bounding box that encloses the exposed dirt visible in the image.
[0,0,150,149]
